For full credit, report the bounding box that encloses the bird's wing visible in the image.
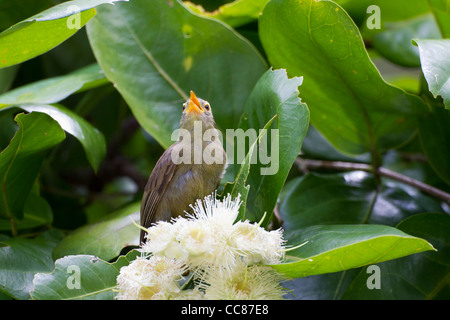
[140,145,178,244]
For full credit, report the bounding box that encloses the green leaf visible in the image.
[221,113,278,219]
[30,250,139,300]
[259,0,427,156]
[418,100,450,185]
[342,213,450,299]
[0,66,18,94]
[272,224,435,278]
[0,112,65,220]
[86,0,267,149]
[428,0,450,38]
[279,172,377,231]
[236,68,309,222]
[371,180,445,226]
[0,64,107,107]
[19,104,106,172]
[362,0,429,23]
[358,0,441,67]
[372,14,441,67]
[0,0,125,68]
[301,125,371,163]
[279,165,448,298]
[0,192,53,231]
[279,171,444,231]
[0,108,18,150]
[0,229,64,300]
[414,39,450,110]
[53,202,140,261]
[282,268,360,300]
[0,64,108,171]
[186,0,269,28]
[0,0,55,31]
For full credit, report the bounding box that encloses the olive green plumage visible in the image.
[140,91,226,244]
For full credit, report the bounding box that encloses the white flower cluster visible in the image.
[116,194,287,300]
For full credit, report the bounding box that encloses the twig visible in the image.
[295,158,450,204]
[377,167,450,203]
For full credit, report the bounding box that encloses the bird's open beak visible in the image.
[186,90,204,115]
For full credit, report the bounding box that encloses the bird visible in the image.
[139,90,227,244]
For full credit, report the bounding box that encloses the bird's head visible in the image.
[180,91,216,131]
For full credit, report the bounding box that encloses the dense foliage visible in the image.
[0,0,449,300]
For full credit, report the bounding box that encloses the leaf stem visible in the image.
[295,157,450,204]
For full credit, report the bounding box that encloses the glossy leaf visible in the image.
[221,113,278,220]
[428,0,450,38]
[279,172,377,231]
[418,100,450,185]
[53,202,140,261]
[237,68,309,222]
[259,0,427,156]
[300,125,371,163]
[0,66,18,94]
[342,213,450,299]
[284,210,450,300]
[337,0,429,28]
[0,0,55,31]
[0,64,108,171]
[0,64,107,107]
[282,268,359,300]
[372,14,441,67]
[186,0,269,28]
[0,0,125,68]
[272,224,435,278]
[371,180,445,226]
[0,230,64,300]
[0,112,65,220]
[359,0,440,67]
[280,169,445,230]
[363,0,429,22]
[31,250,139,300]
[414,39,450,110]
[19,104,106,172]
[0,107,19,150]
[87,0,267,149]
[0,193,53,231]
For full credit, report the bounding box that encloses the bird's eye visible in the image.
[204,104,210,111]
[182,103,186,111]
